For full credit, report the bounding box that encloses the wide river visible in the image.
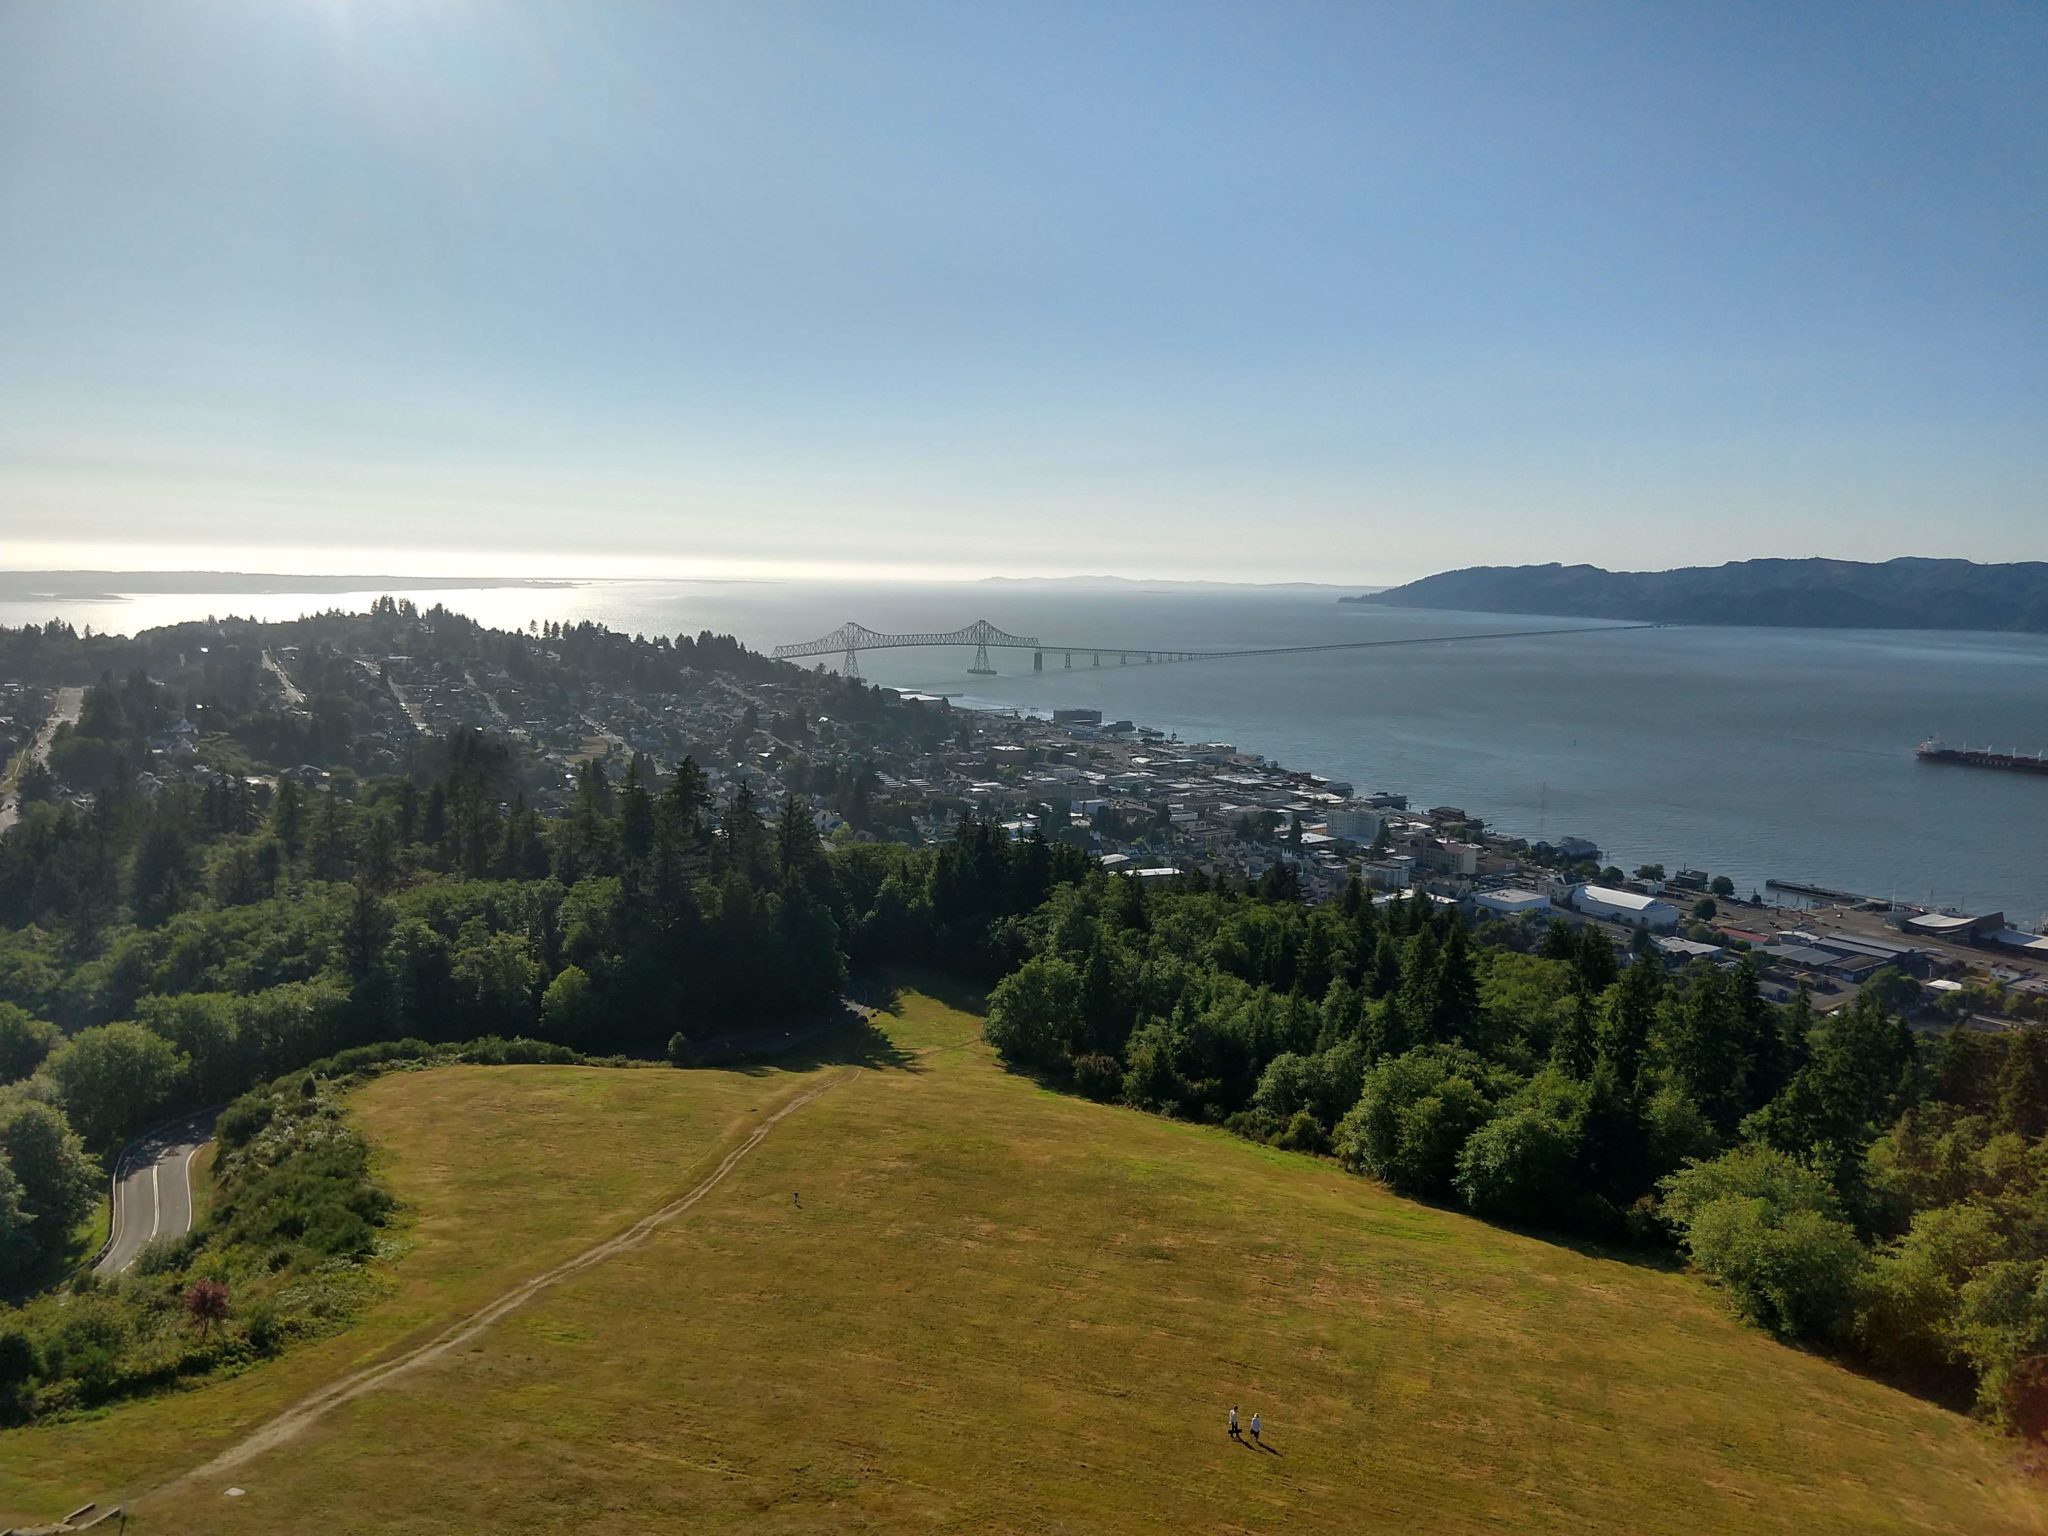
[5,578,2045,924]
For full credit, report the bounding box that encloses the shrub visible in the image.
[1253,1053,1314,1119]
[984,955,1082,1071]
[540,964,598,1045]
[1643,1085,1720,1178]
[215,1093,275,1152]
[1274,1109,1330,1155]
[184,1278,231,1338]
[0,1004,59,1085]
[1455,1073,1590,1223]
[1224,1107,1283,1144]
[1951,1258,2048,1431]
[0,1325,37,1387]
[1071,1052,1124,1103]
[1662,1146,1867,1343]
[459,1036,583,1067]
[1335,1046,1508,1197]
[46,1021,189,1149]
[1858,1201,2004,1385]
[241,1298,285,1356]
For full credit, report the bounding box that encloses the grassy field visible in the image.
[4,990,2044,1534]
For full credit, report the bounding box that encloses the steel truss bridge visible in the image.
[772,618,1658,678]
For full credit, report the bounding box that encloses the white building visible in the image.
[1361,857,1413,890]
[1571,884,1681,932]
[1325,804,1385,843]
[1472,888,1552,918]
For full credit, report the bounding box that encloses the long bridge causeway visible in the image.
[771,619,1659,677]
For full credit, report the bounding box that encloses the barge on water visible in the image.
[1916,739,2048,775]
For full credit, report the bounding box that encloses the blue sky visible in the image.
[1,1,2042,582]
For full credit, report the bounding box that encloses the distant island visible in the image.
[1344,557,2048,632]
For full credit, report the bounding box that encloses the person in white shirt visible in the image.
[1228,1405,1240,1440]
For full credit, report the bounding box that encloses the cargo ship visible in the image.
[1917,739,2048,775]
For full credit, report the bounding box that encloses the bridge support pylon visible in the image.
[969,635,996,675]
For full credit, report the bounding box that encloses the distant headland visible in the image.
[1344,557,2048,632]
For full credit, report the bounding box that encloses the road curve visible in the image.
[96,1111,218,1276]
[0,684,84,837]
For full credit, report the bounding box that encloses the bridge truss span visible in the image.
[772,619,1042,677]
[771,617,1661,678]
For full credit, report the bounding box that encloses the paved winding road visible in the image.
[95,1112,218,1275]
[0,684,84,837]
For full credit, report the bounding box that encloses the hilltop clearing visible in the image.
[3,991,2039,1534]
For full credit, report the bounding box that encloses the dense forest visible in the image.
[982,878,2048,1434]
[2,623,2045,1444]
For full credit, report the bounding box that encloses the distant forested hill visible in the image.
[1344,558,2048,631]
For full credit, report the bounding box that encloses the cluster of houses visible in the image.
[913,711,1616,904]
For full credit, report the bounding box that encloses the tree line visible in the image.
[4,644,2045,1440]
[983,879,2048,1434]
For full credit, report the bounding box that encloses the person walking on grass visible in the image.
[1249,1412,1262,1446]
[1228,1405,1240,1441]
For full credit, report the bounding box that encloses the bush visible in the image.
[540,964,598,1046]
[1643,1085,1721,1178]
[983,955,1082,1071]
[1335,1046,1507,1197]
[1071,1052,1124,1103]
[1662,1146,1867,1343]
[1253,1053,1315,1119]
[1455,1073,1590,1223]
[240,1297,286,1355]
[1274,1109,1330,1155]
[215,1093,275,1152]
[1858,1202,2004,1385]
[0,1003,59,1085]
[46,1021,190,1149]
[0,1325,37,1386]
[1951,1258,2048,1432]
[458,1036,584,1067]
[1224,1107,1283,1144]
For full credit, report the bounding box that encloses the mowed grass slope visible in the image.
[0,1060,817,1524]
[94,992,2044,1535]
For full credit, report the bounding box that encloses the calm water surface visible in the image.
[6,580,2044,923]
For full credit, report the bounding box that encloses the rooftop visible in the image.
[1577,885,1670,912]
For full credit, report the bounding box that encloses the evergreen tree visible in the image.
[1398,927,1443,1045]
[776,794,823,894]
[1995,1025,2048,1141]
[271,776,305,854]
[1366,931,1403,1002]
[619,759,656,863]
[1597,956,1661,1100]
[1080,938,1127,1055]
[1573,925,1619,992]
[720,782,771,885]
[1436,922,1480,1042]
[1552,989,1598,1079]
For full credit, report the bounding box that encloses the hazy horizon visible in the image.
[5,3,2045,582]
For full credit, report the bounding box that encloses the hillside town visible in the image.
[4,608,2045,1038]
